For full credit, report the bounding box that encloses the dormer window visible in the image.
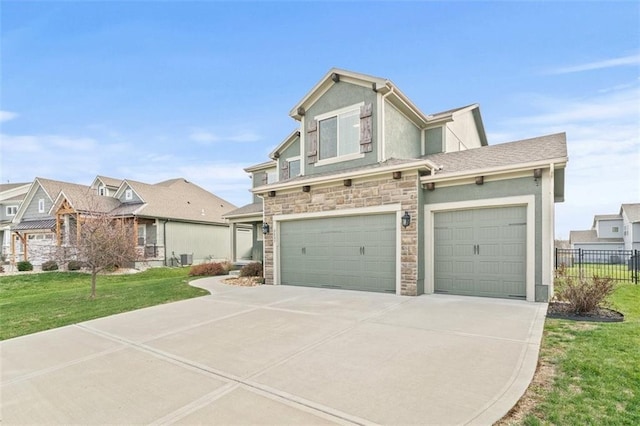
[98,186,107,196]
[38,198,45,213]
[125,189,133,201]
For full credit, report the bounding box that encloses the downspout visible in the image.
[379,85,394,162]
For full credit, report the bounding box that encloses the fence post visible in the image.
[631,250,640,284]
[555,247,558,270]
[578,248,583,279]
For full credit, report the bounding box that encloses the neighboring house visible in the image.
[0,182,31,259]
[621,203,640,251]
[11,176,245,268]
[569,203,640,253]
[231,68,568,302]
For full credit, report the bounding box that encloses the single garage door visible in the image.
[434,206,526,299]
[280,214,396,293]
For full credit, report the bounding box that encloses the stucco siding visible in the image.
[304,82,378,175]
[445,111,482,152]
[280,136,301,162]
[384,102,421,159]
[423,177,545,300]
[425,127,443,155]
[164,221,230,264]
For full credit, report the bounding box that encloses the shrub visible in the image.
[67,260,83,271]
[189,262,228,277]
[240,262,263,277]
[554,272,615,314]
[42,260,59,271]
[17,261,33,271]
[0,265,4,273]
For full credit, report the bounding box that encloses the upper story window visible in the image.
[288,159,301,178]
[318,106,361,161]
[6,205,18,216]
[612,226,619,233]
[38,198,45,213]
[98,186,107,196]
[266,171,278,184]
[125,189,133,201]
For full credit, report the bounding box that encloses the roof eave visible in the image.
[252,159,438,194]
[420,158,568,184]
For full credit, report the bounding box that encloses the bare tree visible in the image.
[76,213,137,299]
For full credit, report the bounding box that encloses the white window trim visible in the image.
[125,189,133,201]
[98,186,107,196]
[424,195,536,302]
[314,101,364,163]
[5,205,18,216]
[38,198,45,213]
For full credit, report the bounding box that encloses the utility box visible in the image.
[180,254,193,266]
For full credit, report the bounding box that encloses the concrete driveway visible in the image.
[1,277,547,425]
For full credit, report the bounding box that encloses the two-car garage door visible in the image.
[434,206,527,299]
[279,214,396,293]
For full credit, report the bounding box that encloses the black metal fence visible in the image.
[555,248,639,284]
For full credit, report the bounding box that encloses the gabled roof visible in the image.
[621,203,640,223]
[13,177,90,222]
[290,68,430,128]
[0,182,30,202]
[421,132,567,179]
[50,187,122,215]
[120,178,237,224]
[592,214,622,228]
[569,230,623,244]
[269,129,300,160]
[91,175,123,190]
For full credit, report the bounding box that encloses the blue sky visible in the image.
[1,1,638,238]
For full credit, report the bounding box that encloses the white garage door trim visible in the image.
[425,195,536,302]
[273,204,403,295]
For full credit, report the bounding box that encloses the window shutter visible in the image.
[360,103,373,153]
[307,119,318,164]
[280,161,289,180]
[261,172,268,185]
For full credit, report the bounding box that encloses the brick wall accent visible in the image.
[263,173,419,296]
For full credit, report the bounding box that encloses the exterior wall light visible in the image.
[533,168,542,186]
[426,182,435,191]
[401,211,411,228]
[262,223,270,235]
[475,176,484,185]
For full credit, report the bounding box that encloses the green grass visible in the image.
[556,263,637,282]
[0,267,209,340]
[521,283,640,425]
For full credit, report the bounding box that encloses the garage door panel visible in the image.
[434,206,526,299]
[280,214,396,293]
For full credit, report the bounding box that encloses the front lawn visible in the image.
[503,283,640,425]
[0,267,209,340]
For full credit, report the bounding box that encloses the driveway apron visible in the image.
[1,276,547,425]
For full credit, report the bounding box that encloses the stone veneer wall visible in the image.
[262,172,420,296]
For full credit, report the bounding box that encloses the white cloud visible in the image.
[548,54,640,74]
[0,110,18,122]
[189,130,220,144]
[188,128,261,144]
[493,83,640,239]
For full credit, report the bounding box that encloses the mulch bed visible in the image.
[546,301,624,322]
[222,276,262,287]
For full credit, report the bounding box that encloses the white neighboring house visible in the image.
[569,204,640,264]
[569,214,625,251]
[621,203,640,251]
[0,183,31,259]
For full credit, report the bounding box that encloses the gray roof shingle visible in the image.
[423,132,567,176]
[569,229,623,244]
[224,202,263,218]
[621,203,640,223]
